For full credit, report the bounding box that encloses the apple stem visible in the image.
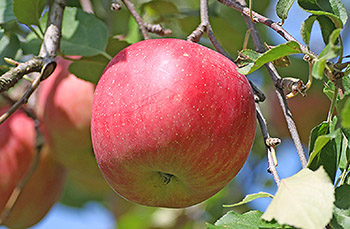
[158,172,174,185]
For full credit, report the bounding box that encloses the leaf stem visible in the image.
[327,87,338,123]
[28,25,43,40]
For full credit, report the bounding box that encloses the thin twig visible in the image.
[234,0,308,168]
[268,66,308,168]
[0,58,45,93]
[187,0,231,59]
[216,0,314,56]
[256,103,281,186]
[0,73,41,124]
[121,0,150,39]
[144,23,172,36]
[0,0,64,123]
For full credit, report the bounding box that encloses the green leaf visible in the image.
[276,0,295,22]
[329,0,348,26]
[125,15,142,44]
[69,38,129,84]
[300,15,317,46]
[338,128,350,171]
[0,0,16,24]
[342,98,350,128]
[223,192,274,208]
[312,28,341,79]
[297,0,345,28]
[308,119,340,182]
[60,7,109,57]
[208,210,285,229]
[262,167,335,229]
[317,15,337,44]
[330,184,350,229]
[0,33,20,65]
[238,41,303,75]
[13,0,46,26]
[142,0,179,22]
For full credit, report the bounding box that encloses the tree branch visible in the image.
[234,0,308,168]
[121,0,150,39]
[216,0,314,56]
[187,0,231,59]
[256,102,281,186]
[0,0,64,124]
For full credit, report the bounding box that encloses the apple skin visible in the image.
[0,108,36,211]
[3,145,66,229]
[91,39,256,208]
[36,57,110,192]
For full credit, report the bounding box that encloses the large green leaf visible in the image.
[68,38,129,84]
[262,167,335,229]
[60,7,109,57]
[317,15,337,44]
[330,184,350,229]
[13,0,46,26]
[297,0,347,28]
[0,0,16,24]
[237,41,303,75]
[208,210,285,229]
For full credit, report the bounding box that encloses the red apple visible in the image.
[0,108,66,228]
[91,39,256,208]
[36,57,109,192]
[3,145,66,229]
[0,108,36,211]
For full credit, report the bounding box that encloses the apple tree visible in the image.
[0,0,350,228]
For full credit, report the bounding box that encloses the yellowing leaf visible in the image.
[262,167,335,229]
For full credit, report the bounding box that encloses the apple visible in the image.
[36,57,110,192]
[3,145,66,229]
[0,108,66,228]
[0,108,36,212]
[91,39,256,208]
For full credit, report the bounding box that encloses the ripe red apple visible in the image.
[0,108,36,211]
[3,145,66,229]
[91,39,256,208]
[36,57,109,192]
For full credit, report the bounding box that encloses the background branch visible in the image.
[121,0,150,39]
[233,0,308,168]
[187,0,231,59]
[256,102,281,186]
[216,0,313,56]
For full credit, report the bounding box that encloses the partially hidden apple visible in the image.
[0,108,36,211]
[3,145,66,229]
[0,108,66,229]
[91,39,256,208]
[36,57,111,194]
